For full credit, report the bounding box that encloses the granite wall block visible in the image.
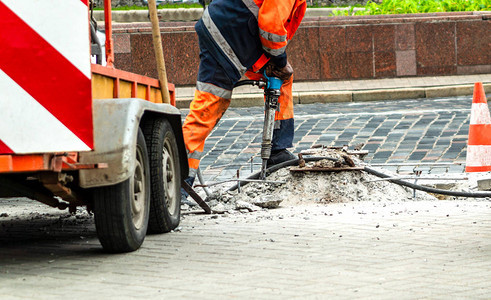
[110,12,490,85]
[395,24,415,51]
[396,50,417,76]
[319,26,347,79]
[375,51,396,78]
[347,51,372,78]
[457,20,491,66]
[415,22,457,75]
[288,27,320,80]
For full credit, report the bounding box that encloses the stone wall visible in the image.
[111,12,491,85]
[95,0,369,7]
[93,0,145,7]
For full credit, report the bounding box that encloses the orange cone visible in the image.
[465,82,491,172]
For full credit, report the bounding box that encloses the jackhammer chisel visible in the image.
[233,74,283,180]
[260,74,283,180]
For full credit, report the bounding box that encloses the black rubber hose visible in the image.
[234,80,260,88]
[228,157,491,198]
[363,166,491,198]
[228,156,334,191]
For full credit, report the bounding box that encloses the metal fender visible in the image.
[79,98,188,188]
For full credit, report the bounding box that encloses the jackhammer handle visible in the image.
[263,72,283,90]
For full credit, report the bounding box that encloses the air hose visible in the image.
[228,156,331,191]
[363,166,491,198]
[228,157,491,198]
[233,80,266,88]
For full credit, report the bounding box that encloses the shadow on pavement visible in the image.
[0,205,105,262]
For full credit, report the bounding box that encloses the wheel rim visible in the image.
[131,145,146,230]
[162,137,178,215]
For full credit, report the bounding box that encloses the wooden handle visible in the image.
[147,0,171,104]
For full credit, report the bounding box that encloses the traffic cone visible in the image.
[465,82,491,172]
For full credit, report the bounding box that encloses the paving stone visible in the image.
[2,94,483,297]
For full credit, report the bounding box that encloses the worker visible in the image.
[182,0,307,204]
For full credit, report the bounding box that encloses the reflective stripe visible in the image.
[197,81,232,99]
[466,145,491,166]
[4,0,91,79]
[202,8,247,74]
[263,44,286,56]
[259,28,287,43]
[189,168,198,178]
[0,69,91,153]
[242,0,259,18]
[470,103,491,124]
[188,150,203,160]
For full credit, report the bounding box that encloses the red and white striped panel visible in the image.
[0,0,93,154]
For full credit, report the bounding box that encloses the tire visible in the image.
[93,128,150,253]
[143,118,181,233]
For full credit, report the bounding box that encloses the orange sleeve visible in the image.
[257,0,296,66]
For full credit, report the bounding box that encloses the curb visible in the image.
[93,8,203,23]
[175,83,491,109]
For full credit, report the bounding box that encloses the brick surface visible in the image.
[0,200,489,299]
[2,88,491,298]
[194,96,480,182]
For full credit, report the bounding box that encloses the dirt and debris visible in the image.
[202,165,437,213]
[190,147,440,214]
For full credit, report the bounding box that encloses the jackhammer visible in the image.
[234,73,283,180]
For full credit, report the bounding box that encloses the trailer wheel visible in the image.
[143,118,181,233]
[93,128,150,252]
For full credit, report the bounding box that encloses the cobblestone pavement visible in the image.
[195,96,473,183]
[1,96,490,299]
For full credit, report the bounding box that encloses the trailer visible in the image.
[0,0,188,252]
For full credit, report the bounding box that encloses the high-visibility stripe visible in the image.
[465,145,491,166]
[197,81,232,99]
[0,70,91,153]
[202,8,247,74]
[242,0,259,18]
[470,103,491,125]
[259,28,287,43]
[188,150,203,160]
[188,158,200,178]
[262,43,287,56]
[188,167,198,178]
[2,0,91,79]
[0,5,93,151]
[468,124,491,145]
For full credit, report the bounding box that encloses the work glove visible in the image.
[265,61,293,81]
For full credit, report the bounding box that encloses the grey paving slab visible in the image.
[0,200,489,299]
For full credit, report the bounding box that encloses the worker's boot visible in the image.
[267,149,295,168]
[180,177,197,207]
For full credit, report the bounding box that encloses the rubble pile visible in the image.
[200,148,437,213]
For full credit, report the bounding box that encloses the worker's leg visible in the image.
[182,49,235,180]
[271,75,294,151]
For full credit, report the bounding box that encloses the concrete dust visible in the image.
[202,153,437,213]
